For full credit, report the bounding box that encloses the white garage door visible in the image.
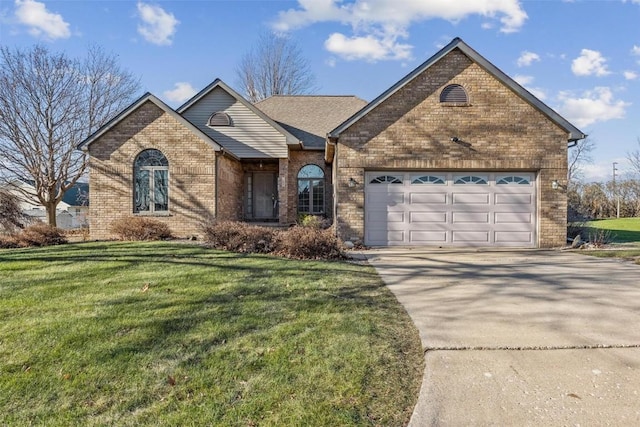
[364,172,536,247]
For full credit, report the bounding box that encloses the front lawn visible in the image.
[0,242,423,426]
[585,218,640,243]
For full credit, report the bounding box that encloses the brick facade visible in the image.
[334,49,569,248]
[88,101,218,239]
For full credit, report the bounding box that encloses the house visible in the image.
[79,38,584,248]
[3,179,89,229]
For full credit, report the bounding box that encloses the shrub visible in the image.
[297,214,331,229]
[277,226,344,260]
[110,217,172,241]
[588,228,615,247]
[0,223,68,248]
[202,221,277,253]
[201,221,345,260]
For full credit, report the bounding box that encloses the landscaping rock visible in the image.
[571,234,584,249]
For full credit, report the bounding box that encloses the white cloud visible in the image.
[273,0,527,62]
[324,32,411,61]
[557,87,630,128]
[624,70,638,80]
[513,74,546,100]
[571,49,610,77]
[516,51,540,67]
[163,82,196,104]
[632,45,640,56]
[137,2,179,46]
[14,0,70,39]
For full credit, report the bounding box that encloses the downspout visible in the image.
[214,150,219,221]
[327,137,339,237]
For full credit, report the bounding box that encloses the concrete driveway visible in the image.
[363,249,640,426]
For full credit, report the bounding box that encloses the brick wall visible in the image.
[335,49,569,248]
[88,100,218,239]
[216,155,243,221]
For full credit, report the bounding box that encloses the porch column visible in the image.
[278,158,289,223]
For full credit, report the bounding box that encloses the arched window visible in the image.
[297,165,325,214]
[207,112,231,126]
[440,84,469,104]
[134,149,169,213]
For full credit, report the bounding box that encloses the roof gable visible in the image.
[177,79,300,148]
[77,93,222,153]
[329,37,585,142]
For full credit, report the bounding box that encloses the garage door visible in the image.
[364,172,536,247]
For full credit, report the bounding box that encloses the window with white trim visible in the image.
[134,149,169,213]
[496,176,531,185]
[411,175,445,184]
[298,165,325,214]
[370,175,402,184]
[207,112,231,126]
[454,175,487,185]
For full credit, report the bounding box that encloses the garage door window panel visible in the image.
[496,176,531,185]
[370,175,403,184]
[454,175,488,185]
[411,175,445,185]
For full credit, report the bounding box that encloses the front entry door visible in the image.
[253,172,277,219]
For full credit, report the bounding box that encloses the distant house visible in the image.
[79,38,584,248]
[3,179,89,229]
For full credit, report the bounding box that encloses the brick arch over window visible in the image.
[134,149,169,214]
[440,84,469,104]
[297,164,325,214]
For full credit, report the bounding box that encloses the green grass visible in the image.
[0,242,423,426]
[585,218,640,243]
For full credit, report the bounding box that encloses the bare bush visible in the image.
[202,221,277,254]
[201,221,345,260]
[277,226,344,260]
[110,217,172,241]
[588,228,615,247]
[0,223,67,248]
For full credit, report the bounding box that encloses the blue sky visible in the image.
[1,0,639,182]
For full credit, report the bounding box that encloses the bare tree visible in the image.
[627,138,640,176]
[567,137,595,185]
[0,44,140,226]
[237,32,316,103]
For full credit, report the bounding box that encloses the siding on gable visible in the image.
[181,87,289,159]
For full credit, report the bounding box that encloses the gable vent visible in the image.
[440,84,468,104]
[208,111,231,126]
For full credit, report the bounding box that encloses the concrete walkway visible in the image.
[363,249,640,426]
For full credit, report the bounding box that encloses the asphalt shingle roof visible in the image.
[255,96,367,149]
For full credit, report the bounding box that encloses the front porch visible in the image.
[241,159,290,224]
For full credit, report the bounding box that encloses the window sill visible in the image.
[134,212,172,217]
[440,102,471,107]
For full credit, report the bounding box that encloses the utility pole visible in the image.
[613,162,620,218]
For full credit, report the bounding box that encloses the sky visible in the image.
[1,0,639,183]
